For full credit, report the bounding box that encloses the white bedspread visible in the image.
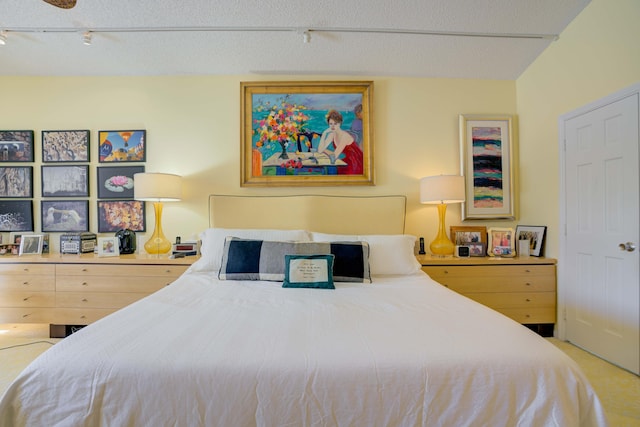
[0,271,607,426]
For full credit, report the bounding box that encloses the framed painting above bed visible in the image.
[240,81,374,187]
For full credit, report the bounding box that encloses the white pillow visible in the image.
[310,232,420,276]
[188,228,312,273]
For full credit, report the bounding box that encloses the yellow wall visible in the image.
[516,0,640,258]
[0,76,516,250]
[1,0,637,256]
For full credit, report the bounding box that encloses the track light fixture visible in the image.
[0,31,7,46]
[82,31,92,45]
[302,30,311,44]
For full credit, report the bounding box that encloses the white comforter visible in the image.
[0,271,607,426]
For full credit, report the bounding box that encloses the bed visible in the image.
[0,195,607,426]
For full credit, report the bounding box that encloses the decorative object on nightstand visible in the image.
[420,175,465,256]
[134,172,182,255]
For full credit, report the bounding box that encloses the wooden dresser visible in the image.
[419,256,557,328]
[0,254,196,336]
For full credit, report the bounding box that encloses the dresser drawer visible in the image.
[54,308,118,325]
[464,292,556,310]
[56,292,152,309]
[0,276,55,291]
[0,263,55,275]
[0,308,56,323]
[496,307,556,324]
[422,265,555,293]
[56,264,189,277]
[0,291,56,307]
[56,275,176,292]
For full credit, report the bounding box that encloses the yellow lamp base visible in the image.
[144,202,172,255]
[430,203,455,256]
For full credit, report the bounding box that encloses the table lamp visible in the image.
[420,175,465,256]
[134,172,182,255]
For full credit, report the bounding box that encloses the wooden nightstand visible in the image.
[418,255,557,332]
[0,253,197,337]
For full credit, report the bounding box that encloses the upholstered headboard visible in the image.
[209,194,406,235]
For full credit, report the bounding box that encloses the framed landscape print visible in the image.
[97,200,145,232]
[42,130,90,162]
[0,130,34,162]
[41,200,89,232]
[0,200,33,231]
[41,165,89,197]
[459,115,516,220]
[240,81,374,187]
[97,166,144,199]
[0,166,33,198]
[98,130,146,163]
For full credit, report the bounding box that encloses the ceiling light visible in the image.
[82,31,92,45]
[0,31,7,46]
[303,30,311,44]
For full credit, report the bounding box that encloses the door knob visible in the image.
[618,242,637,252]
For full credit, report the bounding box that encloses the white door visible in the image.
[561,85,640,375]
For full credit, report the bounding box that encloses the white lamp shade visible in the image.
[134,173,182,201]
[420,175,465,204]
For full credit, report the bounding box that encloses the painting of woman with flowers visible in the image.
[241,81,374,187]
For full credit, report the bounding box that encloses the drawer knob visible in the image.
[22,313,29,318]
[22,281,29,285]
[525,314,531,318]
[82,268,88,272]
[525,282,532,286]
[82,282,88,286]
[23,268,29,272]
[443,270,449,274]
[524,269,531,273]
[80,315,86,319]
[23,297,30,301]
[525,298,531,302]
[82,298,88,302]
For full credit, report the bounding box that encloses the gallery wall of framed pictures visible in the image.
[0,128,146,252]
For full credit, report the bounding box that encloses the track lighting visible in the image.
[0,31,7,46]
[82,31,92,45]
[302,30,311,44]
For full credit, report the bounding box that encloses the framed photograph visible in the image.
[19,234,43,256]
[467,243,486,257]
[487,227,515,257]
[97,166,145,199]
[97,236,120,257]
[0,166,33,198]
[515,225,547,257]
[0,244,20,255]
[41,165,89,197]
[0,200,33,231]
[98,130,146,163]
[449,225,487,246]
[459,114,516,220]
[12,232,49,254]
[97,200,145,232]
[0,130,34,162]
[240,81,374,187]
[42,130,90,162]
[41,200,89,232]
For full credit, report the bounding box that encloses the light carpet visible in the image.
[0,324,638,425]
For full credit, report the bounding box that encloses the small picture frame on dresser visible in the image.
[97,237,119,257]
[515,225,547,257]
[19,234,43,256]
[487,227,515,257]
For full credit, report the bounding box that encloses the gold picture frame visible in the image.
[240,81,374,187]
[487,227,516,257]
[459,114,516,220]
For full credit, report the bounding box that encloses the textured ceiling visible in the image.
[0,0,590,79]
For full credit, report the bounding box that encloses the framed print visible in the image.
[97,236,120,257]
[0,166,33,198]
[97,166,145,199]
[0,130,34,162]
[459,115,516,220]
[0,200,33,232]
[19,234,43,256]
[41,200,89,232]
[42,130,90,162]
[449,225,487,246]
[41,165,89,197]
[487,227,515,257]
[98,130,146,162]
[97,200,145,232]
[515,225,547,257]
[12,232,49,254]
[240,81,374,187]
